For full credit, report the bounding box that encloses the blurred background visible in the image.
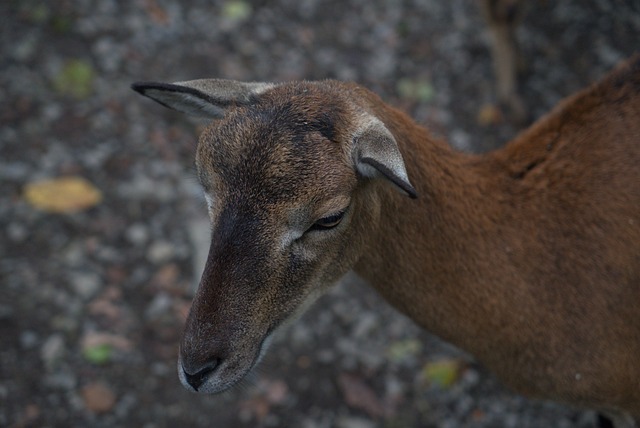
[1,1,638,427]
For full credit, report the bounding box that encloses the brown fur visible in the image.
[132,55,640,422]
[355,56,640,416]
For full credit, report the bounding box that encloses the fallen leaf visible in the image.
[24,176,102,213]
[53,59,95,99]
[338,372,386,419]
[397,78,435,103]
[386,339,422,363]
[150,263,180,291]
[477,103,503,126]
[222,1,252,22]
[81,331,133,352]
[83,343,113,365]
[88,296,121,321]
[143,0,170,25]
[82,382,116,414]
[421,359,462,388]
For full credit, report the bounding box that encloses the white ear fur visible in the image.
[131,79,275,118]
[353,117,417,199]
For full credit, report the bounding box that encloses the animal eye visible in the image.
[309,210,345,231]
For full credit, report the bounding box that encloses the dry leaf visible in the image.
[143,0,170,25]
[477,103,503,126]
[24,176,102,213]
[82,382,116,414]
[81,332,133,352]
[338,372,387,419]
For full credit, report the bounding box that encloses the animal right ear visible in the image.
[131,79,275,119]
[353,116,418,199]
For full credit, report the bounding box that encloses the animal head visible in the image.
[132,79,416,393]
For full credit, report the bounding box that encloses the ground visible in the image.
[1,1,639,427]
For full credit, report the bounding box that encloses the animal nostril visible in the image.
[183,359,219,391]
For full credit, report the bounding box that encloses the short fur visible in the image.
[132,55,640,424]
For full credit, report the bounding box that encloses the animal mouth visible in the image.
[178,333,274,394]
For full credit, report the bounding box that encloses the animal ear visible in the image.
[353,117,417,199]
[131,79,275,118]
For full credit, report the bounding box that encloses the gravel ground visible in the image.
[1,1,639,427]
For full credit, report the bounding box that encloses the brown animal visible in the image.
[132,55,640,426]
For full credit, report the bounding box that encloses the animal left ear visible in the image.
[353,117,418,199]
[131,79,275,119]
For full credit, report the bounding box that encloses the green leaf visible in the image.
[83,343,113,365]
[421,359,461,388]
[24,3,50,24]
[397,78,435,103]
[53,59,95,99]
[386,339,422,363]
[222,1,252,22]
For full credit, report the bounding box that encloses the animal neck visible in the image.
[354,104,517,356]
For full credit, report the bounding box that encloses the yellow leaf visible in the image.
[24,177,102,213]
[477,103,503,126]
[421,359,462,388]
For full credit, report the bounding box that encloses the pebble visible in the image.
[40,334,65,368]
[20,330,39,349]
[147,241,175,264]
[44,370,77,390]
[145,292,172,320]
[6,223,28,242]
[70,271,102,299]
[63,242,85,266]
[335,416,376,428]
[125,223,149,246]
[351,312,378,338]
[0,304,13,319]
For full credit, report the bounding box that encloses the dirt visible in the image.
[1,1,639,427]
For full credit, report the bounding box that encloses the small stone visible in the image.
[145,292,172,320]
[0,304,13,319]
[82,381,117,414]
[20,330,39,349]
[147,241,174,264]
[317,349,335,364]
[352,313,378,337]
[150,264,180,289]
[335,416,376,428]
[44,370,77,390]
[125,223,149,246]
[7,223,28,242]
[70,272,101,299]
[63,242,85,266]
[41,334,65,367]
[0,161,29,181]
